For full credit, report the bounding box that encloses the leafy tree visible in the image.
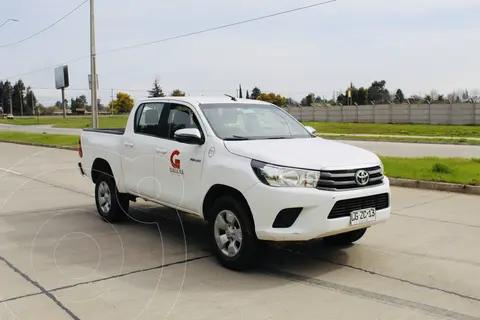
[301,93,315,106]
[55,101,62,108]
[425,95,432,102]
[367,80,390,104]
[437,94,445,102]
[25,87,37,115]
[12,80,26,115]
[148,77,165,97]
[171,89,186,96]
[395,89,405,103]
[109,92,134,113]
[36,103,45,115]
[250,87,262,100]
[246,90,250,99]
[256,92,286,107]
[314,96,323,103]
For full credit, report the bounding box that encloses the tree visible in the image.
[55,101,62,108]
[437,94,445,102]
[250,87,262,100]
[70,95,88,113]
[246,90,250,99]
[0,81,13,114]
[148,77,165,97]
[12,80,26,115]
[36,103,45,115]
[171,89,186,97]
[367,80,390,104]
[395,89,405,103]
[25,87,37,115]
[256,92,286,107]
[109,92,134,113]
[239,85,243,99]
[301,93,315,106]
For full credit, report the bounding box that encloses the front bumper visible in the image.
[243,177,391,242]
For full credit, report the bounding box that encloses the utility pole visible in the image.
[90,0,99,128]
[7,85,13,116]
[61,88,66,118]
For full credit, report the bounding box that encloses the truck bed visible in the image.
[83,128,125,135]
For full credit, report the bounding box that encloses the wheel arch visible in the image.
[91,158,114,183]
[202,184,254,226]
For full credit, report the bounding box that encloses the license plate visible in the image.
[350,208,376,226]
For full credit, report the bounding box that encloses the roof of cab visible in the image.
[137,96,272,106]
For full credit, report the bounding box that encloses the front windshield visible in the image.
[199,103,313,140]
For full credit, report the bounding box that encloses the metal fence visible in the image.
[281,103,480,125]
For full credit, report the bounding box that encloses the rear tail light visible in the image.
[78,138,83,158]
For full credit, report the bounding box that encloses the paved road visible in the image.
[0,142,479,319]
[1,123,480,158]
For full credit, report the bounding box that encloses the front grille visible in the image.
[328,193,389,219]
[316,166,384,191]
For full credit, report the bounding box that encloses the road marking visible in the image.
[0,168,22,175]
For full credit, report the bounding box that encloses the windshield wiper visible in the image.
[267,136,289,139]
[224,135,251,141]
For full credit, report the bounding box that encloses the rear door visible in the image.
[121,102,168,198]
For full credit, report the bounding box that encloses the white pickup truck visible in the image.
[78,96,391,270]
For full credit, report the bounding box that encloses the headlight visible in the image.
[251,160,320,188]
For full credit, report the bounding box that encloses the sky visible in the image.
[1,0,479,107]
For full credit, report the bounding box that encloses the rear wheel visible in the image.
[209,196,259,271]
[323,228,367,246]
[95,173,129,223]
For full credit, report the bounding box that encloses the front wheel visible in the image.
[95,173,130,223]
[209,196,259,271]
[323,228,367,246]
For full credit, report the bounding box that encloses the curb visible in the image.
[0,140,77,151]
[389,178,480,195]
[319,136,480,146]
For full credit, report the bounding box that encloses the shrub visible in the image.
[431,163,452,174]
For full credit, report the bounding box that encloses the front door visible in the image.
[153,103,207,212]
[122,102,167,198]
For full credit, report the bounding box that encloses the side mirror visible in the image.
[174,128,204,145]
[304,125,316,135]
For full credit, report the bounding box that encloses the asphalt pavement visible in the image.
[0,142,479,319]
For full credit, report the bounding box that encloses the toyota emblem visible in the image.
[355,170,370,186]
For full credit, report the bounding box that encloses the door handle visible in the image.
[124,142,134,148]
[156,148,167,155]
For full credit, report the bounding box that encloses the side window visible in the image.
[166,104,201,140]
[134,103,165,137]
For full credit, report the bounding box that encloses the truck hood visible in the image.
[224,137,381,170]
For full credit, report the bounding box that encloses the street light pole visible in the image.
[0,18,19,29]
[90,0,99,128]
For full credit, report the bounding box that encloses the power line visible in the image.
[5,0,336,80]
[99,0,336,55]
[0,0,88,48]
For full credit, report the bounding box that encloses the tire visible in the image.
[323,228,367,246]
[209,196,259,271]
[94,173,130,223]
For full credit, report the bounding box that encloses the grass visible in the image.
[0,115,128,128]
[380,157,480,186]
[319,134,480,145]
[304,122,480,137]
[0,131,78,146]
